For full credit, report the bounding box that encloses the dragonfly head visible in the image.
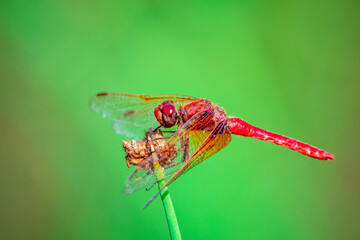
[154,100,179,128]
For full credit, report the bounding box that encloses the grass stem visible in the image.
[153,162,182,240]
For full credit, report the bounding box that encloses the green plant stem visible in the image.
[153,162,182,240]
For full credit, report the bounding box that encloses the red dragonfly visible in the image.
[90,93,334,206]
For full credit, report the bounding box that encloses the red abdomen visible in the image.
[228,118,334,160]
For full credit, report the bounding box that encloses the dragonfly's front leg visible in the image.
[148,126,161,138]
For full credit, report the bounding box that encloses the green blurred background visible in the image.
[1,0,359,239]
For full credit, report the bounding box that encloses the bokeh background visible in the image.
[1,0,359,239]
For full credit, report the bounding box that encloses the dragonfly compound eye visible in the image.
[162,103,175,116]
[154,100,178,128]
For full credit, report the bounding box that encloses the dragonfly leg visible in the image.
[148,125,161,138]
[146,180,159,191]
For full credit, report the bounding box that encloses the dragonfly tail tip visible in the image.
[327,153,335,160]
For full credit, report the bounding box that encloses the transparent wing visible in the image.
[159,108,217,171]
[168,119,232,183]
[123,167,156,194]
[143,117,232,208]
[124,108,216,195]
[90,93,197,139]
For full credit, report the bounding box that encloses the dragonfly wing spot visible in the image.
[96,92,109,96]
[123,110,136,116]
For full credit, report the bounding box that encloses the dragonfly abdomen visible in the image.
[228,117,334,160]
